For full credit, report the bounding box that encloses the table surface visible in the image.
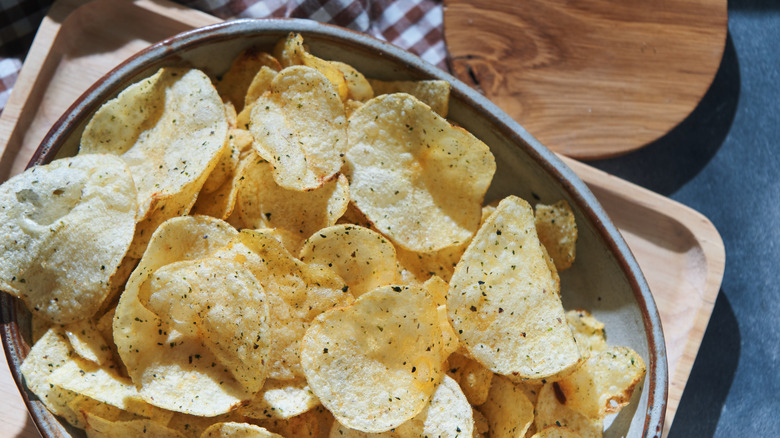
[584,0,780,435]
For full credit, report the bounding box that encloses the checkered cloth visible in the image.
[0,0,446,115]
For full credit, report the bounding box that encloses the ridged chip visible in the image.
[346,93,495,253]
[299,224,399,297]
[301,285,444,432]
[80,67,228,258]
[249,65,347,191]
[0,154,137,324]
[448,196,582,381]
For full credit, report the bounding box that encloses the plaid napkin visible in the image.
[0,0,446,115]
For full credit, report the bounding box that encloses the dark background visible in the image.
[585,0,780,435]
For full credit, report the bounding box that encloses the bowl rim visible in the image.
[2,17,668,438]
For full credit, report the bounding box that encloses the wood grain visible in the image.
[444,0,728,159]
[0,1,725,436]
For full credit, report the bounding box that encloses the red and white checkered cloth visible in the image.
[0,0,446,115]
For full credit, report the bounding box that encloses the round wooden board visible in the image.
[443,0,727,159]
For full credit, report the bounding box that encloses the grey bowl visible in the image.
[1,18,667,438]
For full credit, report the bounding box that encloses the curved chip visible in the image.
[249,65,347,191]
[235,156,349,254]
[446,352,494,406]
[301,285,444,432]
[113,216,252,416]
[535,200,578,271]
[534,383,604,438]
[215,229,353,380]
[368,79,450,117]
[80,67,228,258]
[201,422,284,438]
[0,154,137,324]
[346,93,495,253]
[274,33,349,101]
[478,375,535,438]
[566,309,607,356]
[239,379,320,420]
[448,196,582,381]
[554,346,646,419]
[329,375,473,437]
[216,48,281,112]
[299,224,398,297]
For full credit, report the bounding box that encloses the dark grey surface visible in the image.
[585,1,780,436]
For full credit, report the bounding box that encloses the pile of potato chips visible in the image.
[0,33,647,437]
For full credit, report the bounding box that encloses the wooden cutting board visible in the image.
[0,1,725,436]
[443,0,728,159]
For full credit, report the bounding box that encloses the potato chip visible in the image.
[20,328,81,426]
[531,426,583,438]
[257,405,335,438]
[249,65,347,191]
[80,67,228,258]
[395,241,468,283]
[329,375,474,437]
[274,33,349,101]
[368,79,450,117]
[142,257,271,393]
[448,196,582,381]
[240,379,320,420]
[566,309,607,356]
[332,61,374,102]
[301,285,444,432]
[534,383,603,438]
[553,347,646,419]
[446,352,494,406]
[299,224,398,297]
[235,155,349,254]
[113,216,252,416]
[215,229,353,380]
[237,66,280,129]
[345,93,495,253]
[423,276,459,359]
[535,200,578,271]
[84,413,187,438]
[167,411,247,437]
[216,48,281,112]
[478,375,534,438]
[201,422,284,437]
[473,408,490,438]
[0,154,136,324]
[47,354,171,423]
[67,395,139,425]
[64,319,113,366]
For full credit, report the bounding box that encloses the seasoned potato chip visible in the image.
[142,257,271,393]
[235,156,349,254]
[395,241,468,283]
[114,216,254,416]
[535,200,578,271]
[216,229,353,380]
[448,196,582,381]
[553,347,646,419]
[249,65,347,191]
[257,405,335,438]
[534,383,603,438]
[216,48,281,112]
[346,93,495,253]
[423,276,459,359]
[63,319,113,366]
[80,67,228,258]
[478,375,534,438]
[240,379,320,420]
[368,79,450,117]
[237,66,280,129]
[0,154,136,324]
[67,395,139,425]
[531,426,583,438]
[301,285,444,432]
[20,328,81,426]
[299,224,398,297]
[201,422,284,437]
[332,61,374,102]
[329,375,473,437]
[84,413,187,438]
[274,33,348,101]
[446,352,494,406]
[473,408,490,438]
[566,309,607,356]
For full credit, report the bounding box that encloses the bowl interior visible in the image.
[5,18,666,438]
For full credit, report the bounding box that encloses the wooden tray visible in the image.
[0,0,725,436]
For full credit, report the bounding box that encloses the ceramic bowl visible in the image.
[1,18,667,438]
